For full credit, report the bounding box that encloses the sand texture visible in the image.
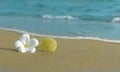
[0,29,120,72]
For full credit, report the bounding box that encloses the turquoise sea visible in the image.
[0,0,120,41]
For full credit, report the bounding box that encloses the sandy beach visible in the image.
[0,29,120,72]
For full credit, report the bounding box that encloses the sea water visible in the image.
[0,0,120,41]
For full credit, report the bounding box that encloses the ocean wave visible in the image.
[0,27,120,44]
[0,12,112,22]
[41,15,78,20]
[40,15,111,22]
[0,13,78,20]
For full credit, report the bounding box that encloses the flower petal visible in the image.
[29,38,39,48]
[20,34,30,44]
[28,48,36,53]
[18,47,26,53]
[14,40,24,48]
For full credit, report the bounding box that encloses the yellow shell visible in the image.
[40,38,57,52]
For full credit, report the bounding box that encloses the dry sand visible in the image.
[0,29,120,72]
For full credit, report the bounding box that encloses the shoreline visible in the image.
[0,27,120,44]
[0,29,120,72]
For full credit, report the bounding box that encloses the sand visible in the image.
[0,29,120,72]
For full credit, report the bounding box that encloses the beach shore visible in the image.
[0,29,120,72]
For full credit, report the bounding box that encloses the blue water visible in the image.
[0,0,120,40]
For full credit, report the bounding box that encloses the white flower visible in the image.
[14,34,39,53]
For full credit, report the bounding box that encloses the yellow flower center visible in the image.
[24,44,28,48]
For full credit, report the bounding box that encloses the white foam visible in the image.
[112,17,120,23]
[0,27,120,44]
[42,14,77,20]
